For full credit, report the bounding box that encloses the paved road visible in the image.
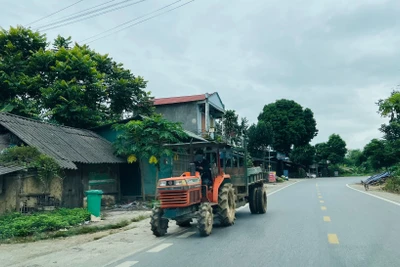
[107,177,400,267]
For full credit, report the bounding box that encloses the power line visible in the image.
[26,0,85,27]
[80,0,183,43]
[37,0,147,31]
[41,0,118,24]
[83,0,195,45]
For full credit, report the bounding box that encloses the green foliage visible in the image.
[0,146,61,191]
[0,26,154,128]
[222,110,248,146]
[258,99,318,154]
[247,121,273,158]
[290,144,315,167]
[315,134,347,164]
[0,208,90,240]
[276,177,285,183]
[113,114,188,167]
[383,176,400,193]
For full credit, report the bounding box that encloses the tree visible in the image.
[345,149,364,167]
[222,110,248,146]
[258,99,318,154]
[247,121,273,158]
[0,26,154,128]
[315,134,347,165]
[0,26,47,117]
[290,144,316,167]
[113,114,188,199]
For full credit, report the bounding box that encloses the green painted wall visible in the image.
[93,125,173,197]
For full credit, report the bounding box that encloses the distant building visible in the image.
[153,92,225,138]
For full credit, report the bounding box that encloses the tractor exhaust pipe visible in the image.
[189,163,196,176]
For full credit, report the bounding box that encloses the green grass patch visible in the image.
[0,208,90,240]
[131,215,149,222]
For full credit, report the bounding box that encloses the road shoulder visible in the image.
[347,183,400,206]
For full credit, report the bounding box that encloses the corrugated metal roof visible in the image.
[0,164,25,176]
[0,113,124,169]
[154,94,208,106]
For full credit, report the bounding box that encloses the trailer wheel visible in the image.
[176,219,192,227]
[256,186,267,214]
[217,183,236,226]
[197,202,213,237]
[249,186,258,214]
[150,207,169,237]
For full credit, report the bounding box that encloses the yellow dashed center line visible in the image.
[318,196,322,199]
[320,200,324,203]
[328,234,339,244]
[321,206,327,210]
[323,216,331,222]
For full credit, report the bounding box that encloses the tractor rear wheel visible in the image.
[217,183,236,226]
[256,186,267,214]
[150,207,169,237]
[197,202,213,237]
[249,186,258,214]
[176,219,192,227]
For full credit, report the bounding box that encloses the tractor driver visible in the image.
[194,150,212,187]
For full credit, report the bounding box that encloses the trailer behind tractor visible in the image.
[150,141,267,237]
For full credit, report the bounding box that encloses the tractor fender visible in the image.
[212,174,231,203]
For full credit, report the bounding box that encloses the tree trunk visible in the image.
[154,167,159,197]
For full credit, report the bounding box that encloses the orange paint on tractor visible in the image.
[157,172,203,209]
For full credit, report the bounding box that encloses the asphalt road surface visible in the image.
[107,177,400,267]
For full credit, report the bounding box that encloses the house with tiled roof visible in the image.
[153,92,225,139]
[0,112,124,213]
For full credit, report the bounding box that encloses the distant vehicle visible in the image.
[306,173,316,178]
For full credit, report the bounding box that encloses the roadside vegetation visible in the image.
[0,208,150,243]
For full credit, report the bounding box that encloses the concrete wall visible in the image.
[155,102,199,133]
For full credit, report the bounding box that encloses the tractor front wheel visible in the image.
[217,183,236,226]
[150,207,169,237]
[197,203,213,237]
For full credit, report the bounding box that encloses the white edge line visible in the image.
[147,243,173,253]
[235,181,301,211]
[104,227,188,266]
[267,181,301,196]
[114,261,139,267]
[346,184,400,207]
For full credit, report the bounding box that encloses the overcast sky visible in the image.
[2,0,399,149]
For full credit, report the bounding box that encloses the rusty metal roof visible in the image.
[0,164,25,176]
[0,113,124,169]
[154,93,215,106]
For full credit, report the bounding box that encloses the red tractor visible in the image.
[150,142,267,237]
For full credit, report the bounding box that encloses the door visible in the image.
[62,170,83,208]
[119,163,141,196]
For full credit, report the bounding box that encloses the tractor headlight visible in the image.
[159,180,167,186]
[174,180,187,186]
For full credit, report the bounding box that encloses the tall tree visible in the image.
[315,134,347,164]
[0,26,154,128]
[258,99,318,154]
[290,144,316,167]
[222,110,248,146]
[0,26,47,117]
[247,121,273,158]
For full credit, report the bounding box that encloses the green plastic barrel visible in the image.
[85,190,103,217]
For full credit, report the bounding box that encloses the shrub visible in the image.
[0,208,90,240]
[383,176,400,193]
